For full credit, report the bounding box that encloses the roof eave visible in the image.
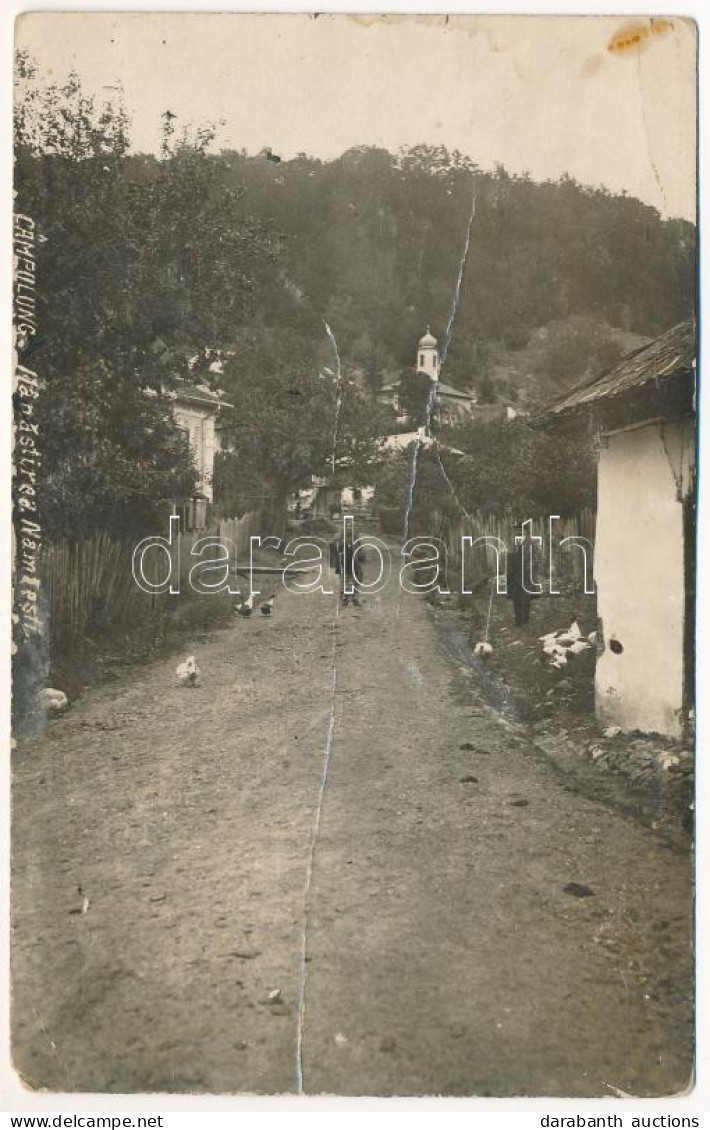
[537,370,695,433]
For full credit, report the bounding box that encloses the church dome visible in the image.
[419,326,437,348]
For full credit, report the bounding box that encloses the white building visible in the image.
[547,321,696,739]
[171,378,232,529]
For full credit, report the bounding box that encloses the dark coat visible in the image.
[506,540,540,598]
[334,537,364,580]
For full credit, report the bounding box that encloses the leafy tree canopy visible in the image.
[14,55,276,538]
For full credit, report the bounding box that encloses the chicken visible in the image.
[235,593,255,618]
[68,885,90,917]
[568,639,590,656]
[176,655,199,687]
[658,752,680,772]
[40,688,68,712]
[547,642,570,666]
[541,618,589,667]
[556,618,582,647]
[261,595,275,616]
[539,632,559,646]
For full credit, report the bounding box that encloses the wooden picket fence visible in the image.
[216,510,270,557]
[40,503,595,640]
[411,507,597,592]
[41,510,265,638]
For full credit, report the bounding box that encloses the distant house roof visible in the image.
[379,376,474,401]
[171,377,233,410]
[435,381,474,401]
[543,321,696,427]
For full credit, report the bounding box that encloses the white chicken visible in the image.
[568,639,590,656]
[658,752,680,772]
[235,593,255,618]
[540,618,589,668]
[40,687,68,712]
[176,655,199,687]
[555,618,583,647]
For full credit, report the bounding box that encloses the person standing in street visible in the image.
[334,526,365,607]
[507,525,540,627]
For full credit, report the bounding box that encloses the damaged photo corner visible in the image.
[5,5,703,1113]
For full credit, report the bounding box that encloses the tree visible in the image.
[438,417,596,517]
[215,328,388,507]
[14,55,277,539]
[476,372,497,404]
[397,370,435,427]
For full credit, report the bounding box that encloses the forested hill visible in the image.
[196,144,696,406]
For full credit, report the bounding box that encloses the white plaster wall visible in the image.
[594,418,692,738]
[417,346,438,381]
[340,486,375,508]
[173,404,215,501]
[202,415,215,501]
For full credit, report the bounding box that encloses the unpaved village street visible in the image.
[12,568,693,1097]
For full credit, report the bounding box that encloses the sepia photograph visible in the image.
[9,11,698,1100]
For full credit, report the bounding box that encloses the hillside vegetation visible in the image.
[206,144,695,404]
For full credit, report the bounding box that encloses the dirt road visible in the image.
[11,565,693,1096]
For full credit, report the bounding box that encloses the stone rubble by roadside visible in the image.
[429,589,694,848]
[529,720,694,845]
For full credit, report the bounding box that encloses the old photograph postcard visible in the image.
[9,11,698,1100]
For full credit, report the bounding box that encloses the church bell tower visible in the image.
[416,326,439,381]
